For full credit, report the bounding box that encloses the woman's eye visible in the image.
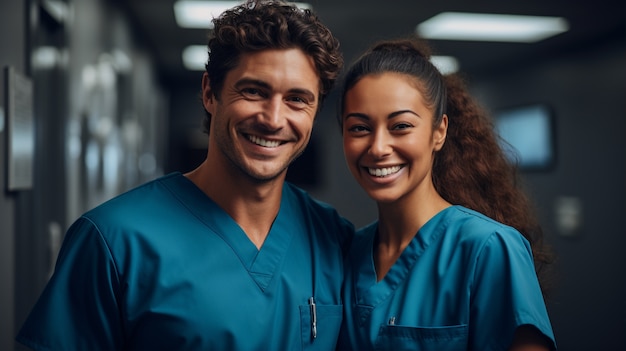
[393,123,413,130]
[347,125,369,133]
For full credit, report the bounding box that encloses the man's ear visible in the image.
[201,72,215,113]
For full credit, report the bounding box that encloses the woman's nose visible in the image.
[368,129,392,158]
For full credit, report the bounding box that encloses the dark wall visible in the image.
[0,0,27,349]
[3,1,168,350]
[166,81,206,174]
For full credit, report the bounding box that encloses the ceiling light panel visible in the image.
[182,45,208,71]
[174,1,311,29]
[430,55,459,75]
[416,12,569,43]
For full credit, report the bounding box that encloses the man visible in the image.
[16,1,352,350]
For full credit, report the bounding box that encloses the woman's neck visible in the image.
[373,189,450,281]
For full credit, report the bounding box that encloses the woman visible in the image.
[336,38,556,350]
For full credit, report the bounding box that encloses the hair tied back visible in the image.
[370,38,432,61]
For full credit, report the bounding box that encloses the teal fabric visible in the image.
[17,173,353,350]
[338,205,555,351]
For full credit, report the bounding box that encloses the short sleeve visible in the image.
[469,229,556,351]
[16,217,124,351]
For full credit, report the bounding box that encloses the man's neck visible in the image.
[184,159,284,249]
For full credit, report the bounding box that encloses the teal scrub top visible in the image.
[17,173,353,350]
[337,206,556,351]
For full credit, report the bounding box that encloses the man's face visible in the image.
[203,48,320,183]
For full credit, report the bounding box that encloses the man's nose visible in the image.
[259,96,286,131]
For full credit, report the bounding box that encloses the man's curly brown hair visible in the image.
[202,0,343,133]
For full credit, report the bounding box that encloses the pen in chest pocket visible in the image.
[308,296,317,340]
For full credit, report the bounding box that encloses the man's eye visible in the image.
[242,88,260,95]
[241,88,266,99]
[287,96,307,104]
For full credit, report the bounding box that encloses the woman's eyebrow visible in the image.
[344,112,369,121]
[344,110,420,120]
[389,110,421,119]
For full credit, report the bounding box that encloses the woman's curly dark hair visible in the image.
[339,37,554,294]
[202,0,343,132]
[436,73,554,292]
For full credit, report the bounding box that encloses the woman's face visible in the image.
[342,72,447,204]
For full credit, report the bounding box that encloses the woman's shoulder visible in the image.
[443,205,528,246]
[446,205,514,230]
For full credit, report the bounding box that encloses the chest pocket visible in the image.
[375,324,468,351]
[299,304,343,350]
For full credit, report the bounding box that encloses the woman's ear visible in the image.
[434,114,448,151]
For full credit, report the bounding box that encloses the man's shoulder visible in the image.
[83,172,185,223]
[283,182,340,216]
[284,182,354,230]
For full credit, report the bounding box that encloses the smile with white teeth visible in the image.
[248,135,281,148]
[368,165,402,177]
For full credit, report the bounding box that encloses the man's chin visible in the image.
[243,166,288,184]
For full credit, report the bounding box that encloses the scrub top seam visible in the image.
[80,215,122,287]
[76,215,128,333]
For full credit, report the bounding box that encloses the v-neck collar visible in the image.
[163,173,295,291]
[353,206,454,310]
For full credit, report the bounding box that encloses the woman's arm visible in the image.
[509,325,554,351]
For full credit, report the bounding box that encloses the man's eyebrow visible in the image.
[234,78,271,90]
[234,78,317,102]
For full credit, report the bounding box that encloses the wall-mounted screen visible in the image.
[494,104,555,171]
